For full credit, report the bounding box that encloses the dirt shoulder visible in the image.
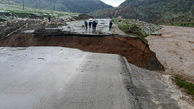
[146,25,194,82]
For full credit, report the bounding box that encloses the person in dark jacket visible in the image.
[48,16,51,22]
[109,20,113,31]
[92,20,98,32]
[84,20,88,30]
[89,19,93,29]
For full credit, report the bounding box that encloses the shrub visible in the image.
[173,76,194,98]
[128,24,148,37]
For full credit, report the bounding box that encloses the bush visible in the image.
[118,24,129,32]
[173,76,194,98]
[128,24,148,37]
[173,22,194,27]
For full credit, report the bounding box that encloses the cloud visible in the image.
[101,0,125,7]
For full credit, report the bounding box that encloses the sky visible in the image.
[100,0,126,7]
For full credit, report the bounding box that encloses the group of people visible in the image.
[84,19,98,32]
[84,19,113,32]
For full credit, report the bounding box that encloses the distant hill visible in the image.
[10,0,112,13]
[0,0,13,4]
[0,3,78,22]
[91,0,194,24]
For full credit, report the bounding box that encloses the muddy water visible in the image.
[147,25,194,82]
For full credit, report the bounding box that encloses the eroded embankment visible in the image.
[0,34,164,71]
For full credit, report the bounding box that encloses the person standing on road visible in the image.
[48,16,51,22]
[84,20,88,31]
[89,19,93,29]
[92,20,98,32]
[109,20,113,31]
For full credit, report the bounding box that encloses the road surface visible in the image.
[24,19,131,37]
[0,47,192,109]
[59,19,127,35]
[23,19,128,36]
[0,47,133,109]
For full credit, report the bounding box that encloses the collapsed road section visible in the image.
[0,19,164,70]
[0,32,164,71]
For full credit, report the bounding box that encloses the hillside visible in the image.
[0,3,78,22]
[10,0,112,13]
[91,0,194,25]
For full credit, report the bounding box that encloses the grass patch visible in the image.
[128,24,148,37]
[118,24,129,32]
[116,19,148,43]
[172,22,194,27]
[173,76,194,98]
[132,34,148,43]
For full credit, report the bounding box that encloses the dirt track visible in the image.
[0,33,164,71]
[147,26,194,82]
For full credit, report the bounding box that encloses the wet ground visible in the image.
[22,19,129,36]
[58,19,128,36]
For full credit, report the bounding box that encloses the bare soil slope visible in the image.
[0,33,164,71]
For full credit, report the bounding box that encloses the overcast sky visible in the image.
[101,0,126,7]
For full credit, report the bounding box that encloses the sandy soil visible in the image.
[146,26,194,82]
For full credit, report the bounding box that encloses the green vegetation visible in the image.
[172,22,194,27]
[117,24,129,33]
[115,19,147,43]
[114,18,161,43]
[128,24,148,37]
[118,23,148,43]
[173,76,194,98]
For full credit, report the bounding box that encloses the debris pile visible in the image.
[130,19,162,35]
[115,18,161,35]
[0,18,69,40]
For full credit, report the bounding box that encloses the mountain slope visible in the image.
[91,0,194,24]
[0,3,78,22]
[120,0,194,14]
[10,0,112,13]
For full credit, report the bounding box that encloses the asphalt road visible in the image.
[0,47,133,109]
[24,19,132,37]
[58,19,128,36]
[0,47,187,109]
